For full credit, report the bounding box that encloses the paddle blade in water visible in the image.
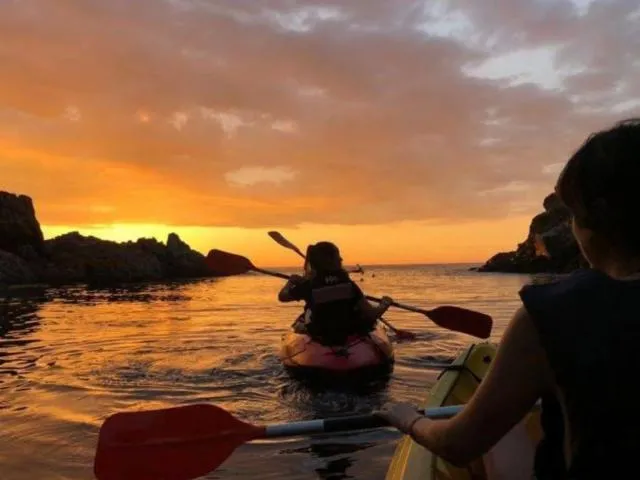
[205,249,255,276]
[94,404,265,480]
[426,306,493,339]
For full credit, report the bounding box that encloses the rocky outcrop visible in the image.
[39,232,165,284]
[0,193,44,255]
[0,250,37,284]
[0,191,218,286]
[165,233,210,277]
[477,193,586,273]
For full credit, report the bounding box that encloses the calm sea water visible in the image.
[0,264,548,479]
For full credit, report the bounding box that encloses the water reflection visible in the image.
[284,440,374,479]
[0,266,527,479]
[1,287,46,376]
[50,279,202,305]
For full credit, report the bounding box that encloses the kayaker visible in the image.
[377,118,640,479]
[278,241,393,345]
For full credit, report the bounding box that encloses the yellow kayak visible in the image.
[385,343,542,480]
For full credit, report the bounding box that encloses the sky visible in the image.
[2,0,639,266]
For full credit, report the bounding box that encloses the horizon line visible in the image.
[262,261,484,269]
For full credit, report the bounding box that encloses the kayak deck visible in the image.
[279,322,394,374]
[385,343,542,480]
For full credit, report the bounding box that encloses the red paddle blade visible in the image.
[205,249,255,276]
[426,306,493,339]
[94,403,264,480]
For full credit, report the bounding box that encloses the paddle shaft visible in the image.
[268,231,364,275]
[96,404,472,452]
[267,398,542,438]
[256,267,405,334]
[265,235,413,337]
[255,267,423,315]
[264,405,463,438]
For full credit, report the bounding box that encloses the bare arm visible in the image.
[278,282,296,302]
[395,306,553,466]
[278,275,305,302]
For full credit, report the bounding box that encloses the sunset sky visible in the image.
[2,1,639,267]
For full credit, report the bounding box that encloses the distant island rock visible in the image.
[0,191,219,286]
[477,193,587,274]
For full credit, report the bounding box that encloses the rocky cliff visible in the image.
[0,191,216,286]
[477,193,587,273]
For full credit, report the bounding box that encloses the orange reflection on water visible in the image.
[1,266,531,479]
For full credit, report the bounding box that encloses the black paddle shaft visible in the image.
[253,267,405,309]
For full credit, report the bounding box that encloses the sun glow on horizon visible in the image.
[4,1,631,270]
[41,215,533,268]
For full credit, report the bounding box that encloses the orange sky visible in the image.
[41,216,534,267]
[2,1,638,266]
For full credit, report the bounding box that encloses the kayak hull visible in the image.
[385,342,542,480]
[279,322,394,377]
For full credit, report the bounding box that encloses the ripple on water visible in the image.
[0,266,534,479]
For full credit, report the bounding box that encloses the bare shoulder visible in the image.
[461,303,552,419]
[498,304,548,364]
[434,303,553,461]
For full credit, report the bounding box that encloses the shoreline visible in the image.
[0,191,222,287]
[2,189,585,287]
[476,193,584,274]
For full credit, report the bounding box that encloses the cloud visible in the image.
[542,162,565,176]
[0,0,638,228]
[225,166,297,187]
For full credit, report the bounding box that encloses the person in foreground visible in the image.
[378,118,640,479]
[278,241,393,345]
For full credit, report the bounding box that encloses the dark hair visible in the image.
[556,118,640,253]
[306,242,344,274]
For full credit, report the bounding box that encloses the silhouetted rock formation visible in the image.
[0,191,216,286]
[477,193,587,273]
[0,193,45,256]
[0,250,37,284]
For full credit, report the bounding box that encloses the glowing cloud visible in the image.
[0,0,638,237]
[224,166,298,187]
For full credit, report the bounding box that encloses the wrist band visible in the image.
[406,415,424,439]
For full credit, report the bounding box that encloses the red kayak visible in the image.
[278,321,394,376]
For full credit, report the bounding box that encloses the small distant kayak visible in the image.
[279,320,394,377]
[385,342,542,479]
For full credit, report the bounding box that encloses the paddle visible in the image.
[267,231,415,340]
[268,231,364,274]
[205,249,493,339]
[268,230,306,258]
[94,402,465,480]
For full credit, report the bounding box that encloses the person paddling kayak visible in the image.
[278,241,393,345]
[378,118,640,479]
